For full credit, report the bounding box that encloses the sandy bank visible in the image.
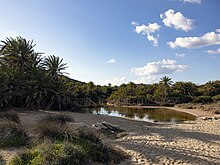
[0,110,219,165]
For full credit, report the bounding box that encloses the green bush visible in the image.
[212,94,220,102]
[9,142,86,165]
[29,114,126,164]
[193,96,213,104]
[0,111,20,124]
[0,122,29,147]
[9,140,126,165]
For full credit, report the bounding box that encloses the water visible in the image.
[92,106,196,124]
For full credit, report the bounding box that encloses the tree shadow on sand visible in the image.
[145,124,220,145]
[116,124,220,164]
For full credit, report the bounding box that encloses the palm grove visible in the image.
[1,37,220,111]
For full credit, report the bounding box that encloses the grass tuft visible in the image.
[32,114,74,141]
[0,122,29,147]
[40,114,75,124]
[0,111,20,124]
[68,123,104,144]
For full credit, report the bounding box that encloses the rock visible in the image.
[92,121,124,135]
[200,117,213,120]
[200,117,208,120]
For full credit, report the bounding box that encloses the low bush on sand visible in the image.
[6,113,127,164]
[0,111,29,147]
[8,142,86,165]
[32,114,75,141]
[9,138,125,165]
[0,122,29,147]
[0,111,20,124]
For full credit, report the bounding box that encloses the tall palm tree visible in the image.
[43,55,68,78]
[0,36,42,72]
[160,76,173,86]
[156,76,173,102]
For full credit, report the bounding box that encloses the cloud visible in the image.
[175,53,186,57]
[103,77,127,86]
[132,22,161,46]
[215,29,220,33]
[106,58,116,63]
[205,48,220,54]
[160,9,194,32]
[132,59,188,76]
[180,0,201,4]
[168,30,220,49]
[133,76,157,84]
[103,59,188,85]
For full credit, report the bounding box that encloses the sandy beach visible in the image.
[0,107,220,165]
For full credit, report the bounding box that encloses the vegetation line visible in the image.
[1,36,220,113]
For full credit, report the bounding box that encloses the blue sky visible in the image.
[1,0,220,85]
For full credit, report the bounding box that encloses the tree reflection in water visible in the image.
[92,107,196,123]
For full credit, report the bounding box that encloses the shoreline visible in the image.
[106,104,214,118]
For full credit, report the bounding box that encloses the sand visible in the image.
[0,107,219,165]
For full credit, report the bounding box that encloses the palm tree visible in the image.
[160,76,173,86]
[155,76,173,102]
[0,36,42,72]
[43,55,68,78]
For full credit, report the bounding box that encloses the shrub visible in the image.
[40,114,75,124]
[0,155,4,165]
[0,111,20,124]
[0,122,29,147]
[193,96,213,104]
[29,115,127,164]
[9,142,86,165]
[67,124,126,164]
[87,142,126,163]
[212,94,220,102]
[32,114,74,141]
[69,124,103,144]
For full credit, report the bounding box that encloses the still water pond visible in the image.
[92,107,196,124]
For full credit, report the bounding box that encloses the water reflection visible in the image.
[92,106,196,124]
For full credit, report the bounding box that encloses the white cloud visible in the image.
[160,9,194,32]
[147,34,159,47]
[180,0,201,4]
[133,76,157,84]
[205,48,220,54]
[103,77,127,86]
[132,22,161,46]
[168,31,220,49]
[134,22,161,34]
[175,53,186,57]
[215,29,220,33]
[106,58,116,63]
[132,59,188,76]
[131,21,138,26]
